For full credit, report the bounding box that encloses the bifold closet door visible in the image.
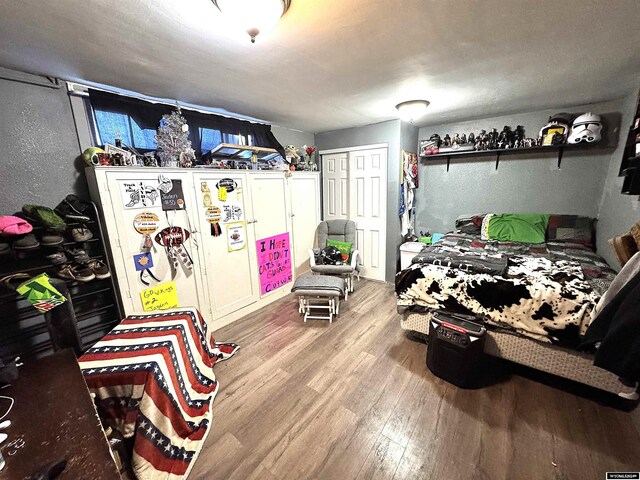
[322,153,349,221]
[349,148,387,282]
[193,172,259,318]
[289,173,321,277]
[321,148,388,282]
[103,171,206,314]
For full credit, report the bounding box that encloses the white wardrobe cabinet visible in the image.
[86,167,320,331]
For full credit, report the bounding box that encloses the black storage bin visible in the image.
[426,312,486,388]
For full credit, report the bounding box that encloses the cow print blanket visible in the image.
[396,234,616,347]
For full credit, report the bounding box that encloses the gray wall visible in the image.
[0,70,86,212]
[596,89,640,269]
[271,124,315,150]
[316,120,402,282]
[416,99,624,247]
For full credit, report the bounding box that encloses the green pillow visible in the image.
[482,214,550,244]
[327,239,352,262]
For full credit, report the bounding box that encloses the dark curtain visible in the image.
[88,89,285,159]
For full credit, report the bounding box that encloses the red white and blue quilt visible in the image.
[79,308,238,480]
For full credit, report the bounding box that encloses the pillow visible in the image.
[546,215,595,248]
[327,239,352,262]
[481,214,550,244]
[454,214,486,234]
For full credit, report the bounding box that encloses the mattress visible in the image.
[402,311,637,397]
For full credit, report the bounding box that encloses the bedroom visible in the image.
[0,0,639,479]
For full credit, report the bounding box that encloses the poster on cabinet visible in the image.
[256,232,292,295]
[119,181,160,209]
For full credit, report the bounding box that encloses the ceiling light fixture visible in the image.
[212,0,291,43]
[395,100,430,122]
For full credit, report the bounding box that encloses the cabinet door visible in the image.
[104,170,206,314]
[248,173,293,297]
[248,173,292,239]
[289,173,320,278]
[192,172,259,318]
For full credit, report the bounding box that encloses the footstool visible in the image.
[291,273,345,323]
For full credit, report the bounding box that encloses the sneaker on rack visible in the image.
[57,264,95,283]
[86,259,111,279]
[41,230,65,247]
[46,249,68,265]
[70,226,93,242]
[64,248,91,264]
[54,195,92,223]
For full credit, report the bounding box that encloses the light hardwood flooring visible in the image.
[189,279,640,480]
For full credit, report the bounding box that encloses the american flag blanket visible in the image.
[79,308,239,480]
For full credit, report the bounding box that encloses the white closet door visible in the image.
[104,170,206,314]
[193,172,258,318]
[289,173,321,277]
[321,153,349,221]
[349,148,387,282]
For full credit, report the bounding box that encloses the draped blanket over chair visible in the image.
[79,308,239,480]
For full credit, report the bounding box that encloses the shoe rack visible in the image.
[0,202,123,363]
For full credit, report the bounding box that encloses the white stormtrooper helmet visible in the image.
[568,113,602,144]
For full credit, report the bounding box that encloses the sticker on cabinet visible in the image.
[227,222,247,252]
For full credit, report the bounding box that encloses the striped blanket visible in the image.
[79,308,239,479]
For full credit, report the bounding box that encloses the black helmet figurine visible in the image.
[320,246,344,265]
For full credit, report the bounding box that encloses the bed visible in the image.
[396,214,638,398]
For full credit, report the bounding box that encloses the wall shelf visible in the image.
[420,143,606,172]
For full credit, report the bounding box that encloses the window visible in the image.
[94,110,157,150]
[88,89,284,160]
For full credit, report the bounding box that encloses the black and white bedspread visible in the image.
[396,234,616,347]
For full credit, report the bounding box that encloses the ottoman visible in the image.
[291,273,345,323]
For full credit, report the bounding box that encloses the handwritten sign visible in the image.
[140,281,179,311]
[256,233,292,295]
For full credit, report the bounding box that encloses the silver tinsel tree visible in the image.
[155,106,196,168]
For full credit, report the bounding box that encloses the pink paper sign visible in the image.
[256,232,292,295]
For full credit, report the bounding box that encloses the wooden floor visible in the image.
[189,280,640,480]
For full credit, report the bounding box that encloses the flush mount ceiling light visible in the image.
[396,100,430,122]
[212,0,291,43]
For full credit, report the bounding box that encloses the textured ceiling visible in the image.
[0,0,639,133]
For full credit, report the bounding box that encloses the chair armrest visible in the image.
[350,250,360,269]
[309,249,317,267]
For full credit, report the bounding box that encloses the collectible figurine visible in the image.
[474,130,487,150]
[443,134,451,147]
[460,133,467,144]
[514,125,526,148]
[451,133,461,145]
[497,126,510,149]
[551,131,565,145]
[488,128,499,150]
[468,132,475,145]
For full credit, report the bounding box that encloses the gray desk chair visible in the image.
[308,220,360,298]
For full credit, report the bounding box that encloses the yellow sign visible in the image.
[140,281,179,312]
